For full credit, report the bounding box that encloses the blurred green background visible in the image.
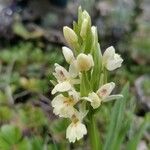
[0,0,149,149]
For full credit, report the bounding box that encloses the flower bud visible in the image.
[63,26,78,47]
[91,26,98,43]
[62,46,75,64]
[80,19,88,39]
[76,53,94,71]
[82,10,91,22]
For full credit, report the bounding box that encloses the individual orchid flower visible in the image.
[76,53,94,72]
[84,82,123,109]
[51,64,80,94]
[85,92,101,109]
[62,47,94,72]
[51,90,80,118]
[66,110,87,143]
[102,46,123,71]
[62,46,79,78]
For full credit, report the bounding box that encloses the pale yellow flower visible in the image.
[86,92,101,109]
[66,111,87,143]
[76,53,94,71]
[51,64,80,94]
[51,90,79,118]
[103,46,123,71]
[83,82,123,109]
[62,47,94,73]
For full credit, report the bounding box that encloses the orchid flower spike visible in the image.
[51,6,124,144]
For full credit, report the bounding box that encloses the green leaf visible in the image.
[77,6,83,32]
[17,138,32,150]
[0,107,13,122]
[31,137,44,150]
[18,105,48,128]
[104,83,130,150]
[0,125,22,145]
[0,136,10,150]
[84,25,93,53]
[91,44,102,91]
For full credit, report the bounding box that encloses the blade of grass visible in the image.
[103,83,129,150]
[126,114,150,150]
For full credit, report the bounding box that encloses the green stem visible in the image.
[87,113,102,150]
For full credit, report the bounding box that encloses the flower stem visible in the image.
[87,112,102,150]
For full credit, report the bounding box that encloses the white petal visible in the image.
[54,63,70,81]
[88,92,101,109]
[102,46,123,71]
[97,82,115,98]
[103,46,115,61]
[81,97,92,102]
[51,94,65,116]
[66,124,76,143]
[69,60,79,78]
[51,81,72,94]
[75,122,87,140]
[76,53,94,71]
[59,105,75,118]
[66,122,87,143]
[68,90,80,103]
[62,47,75,64]
[51,94,76,118]
[106,54,123,71]
[103,94,123,102]
[53,106,62,116]
[51,94,64,107]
